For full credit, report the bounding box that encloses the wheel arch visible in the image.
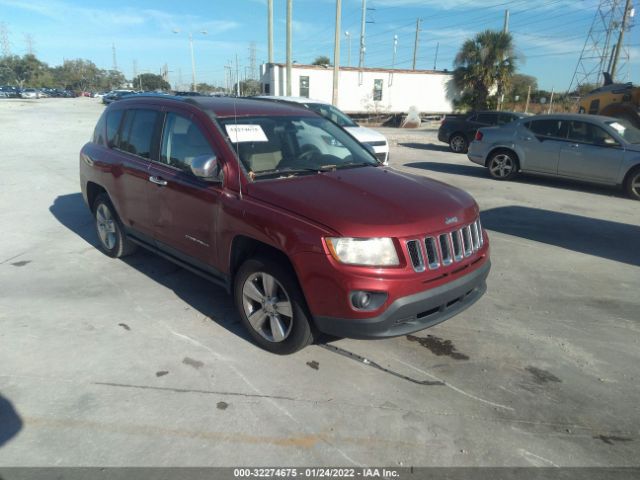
[229,235,297,286]
[86,181,108,212]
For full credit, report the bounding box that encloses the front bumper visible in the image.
[314,260,490,339]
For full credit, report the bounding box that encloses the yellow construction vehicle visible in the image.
[578,73,640,128]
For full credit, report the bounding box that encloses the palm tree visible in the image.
[453,30,516,110]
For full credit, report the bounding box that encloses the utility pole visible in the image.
[236,54,241,96]
[389,34,398,86]
[610,0,632,80]
[524,85,531,113]
[433,42,439,70]
[358,0,367,84]
[345,31,351,67]
[286,0,292,96]
[267,0,274,63]
[412,18,421,70]
[332,0,342,106]
[503,9,510,33]
[132,60,138,79]
[547,87,555,114]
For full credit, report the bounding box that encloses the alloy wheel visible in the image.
[241,272,293,343]
[450,135,466,153]
[489,154,515,178]
[96,203,117,250]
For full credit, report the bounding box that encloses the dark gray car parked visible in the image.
[467,113,640,199]
[438,111,525,153]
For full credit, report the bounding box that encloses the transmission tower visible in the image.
[0,22,11,57]
[248,41,257,80]
[112,43,118,72]
[568,0,635,92]
[24,33,34,55]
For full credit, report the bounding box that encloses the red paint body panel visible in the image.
[80,95,490,334]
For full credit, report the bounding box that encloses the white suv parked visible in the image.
[254,96,389,165]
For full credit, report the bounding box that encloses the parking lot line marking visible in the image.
[167,329,363,467]
[391,356,515,411]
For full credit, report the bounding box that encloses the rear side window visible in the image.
[160,113,216,171]
[524,119,567,139]
[106,110,123,148]
[498,113,517,125]
[476,113,498,124]
[92,113,106,145]
[117,109,160,159]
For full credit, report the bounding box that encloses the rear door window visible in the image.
[106,109,123,148]
[498,113,518,125]
[476,113,498,125]
[116,109,161,159]
[524,119,568,140]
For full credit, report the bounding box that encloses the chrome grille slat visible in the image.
[439,233,453,266]
[451,230,463,261]
[406,218,484,272]
[406,240,425,272]
[425,237,440,269]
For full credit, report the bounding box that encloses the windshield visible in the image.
[218,115,378,180]
[606,119,640,144]
[304,103,358,127]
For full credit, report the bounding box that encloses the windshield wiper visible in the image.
[252,166,336,178]
[333,162,375,170]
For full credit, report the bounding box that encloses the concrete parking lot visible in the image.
[0,98,638,467]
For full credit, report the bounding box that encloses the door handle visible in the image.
[570,143,579,148]
[149,175,168,186]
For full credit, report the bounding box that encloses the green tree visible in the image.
[132,73,170,91]
[510,74,537,101]
[52,59,102,91]
[311,55,331,66]
[0,54,50,87]
[453,30,516,110]
[195,82,225,94]
[575,83,598,97]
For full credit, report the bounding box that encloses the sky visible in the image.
[0,0,638,91]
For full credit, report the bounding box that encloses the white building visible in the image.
[260,63,458,115]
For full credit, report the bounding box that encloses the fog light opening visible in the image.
[350,291,388,311]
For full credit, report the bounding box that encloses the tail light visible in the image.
[475,130,483,141]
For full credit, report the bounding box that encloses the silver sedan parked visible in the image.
[467,114,640,200]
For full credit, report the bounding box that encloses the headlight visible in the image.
[326,237,399,266]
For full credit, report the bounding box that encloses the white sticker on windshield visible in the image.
[609,122,626,134]
[225,124,268,143]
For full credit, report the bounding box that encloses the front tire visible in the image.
[234,257,314,354]
[93,193,137,258]
[624,167,640,200]
[487,150,519,180]
[449,133,468,153]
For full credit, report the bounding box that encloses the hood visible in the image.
[344,126,388,145]
[246,167,478,237]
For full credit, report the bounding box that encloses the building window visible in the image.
[264,83,270,94]
[373,79,383,101]
[299,76,310,98]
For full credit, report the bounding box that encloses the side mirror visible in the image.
[190,155,220,181]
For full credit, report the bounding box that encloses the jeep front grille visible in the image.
[406,219,484,272]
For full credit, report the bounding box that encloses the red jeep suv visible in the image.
[80,95,490,354]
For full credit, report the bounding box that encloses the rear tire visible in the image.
[487,149,519,180]
[93,193,137,258]
[624,167,640,200]
[449,133,468,153]
[234,256,314,354]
